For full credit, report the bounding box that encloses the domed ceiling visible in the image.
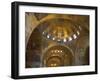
[41,18,81,44]
[25,12,89,68]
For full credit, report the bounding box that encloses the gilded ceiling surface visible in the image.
[25,12,89,68]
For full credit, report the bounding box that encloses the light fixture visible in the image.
[42,32,45,35]
[60,50,62,52]
[79,26,82,30]
[57,39,61,42]
[73,34,77,39]
[47,34,50,38]
[52,37,55,40]
[68,37,72,41]
[77,31,80,35]
[63,39,67,42]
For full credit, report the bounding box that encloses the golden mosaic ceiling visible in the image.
[25,13,89,68]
